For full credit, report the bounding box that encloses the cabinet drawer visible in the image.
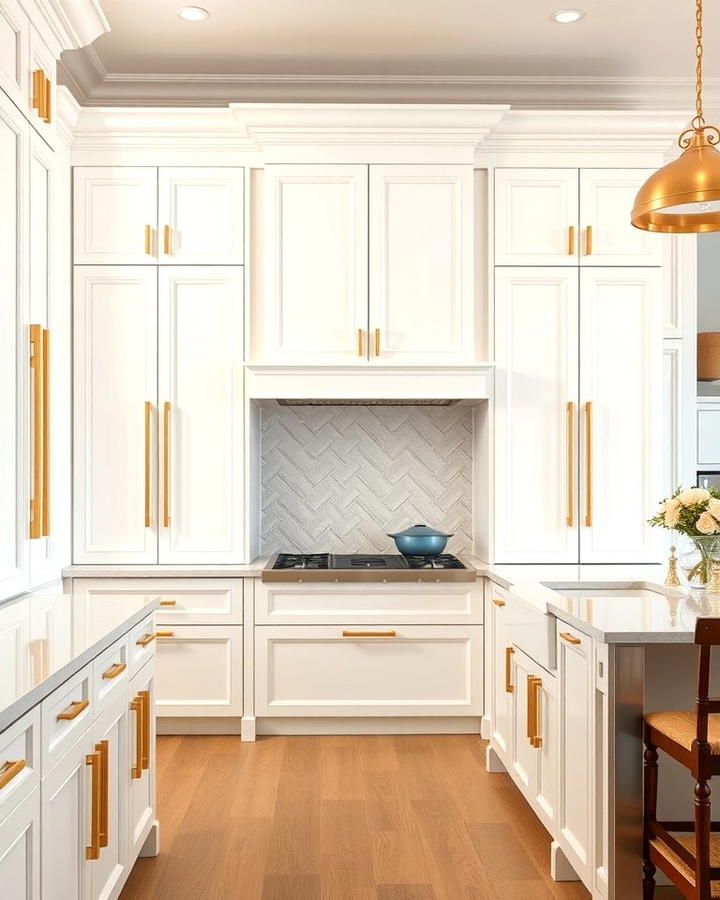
[40,663,92,773]
[155,626,243,717]
[255,625,483,717]
[255,582,483,625]
[129,615,157,672]
[0,706,40,823]
[92,635,131,714]
[152,580,243,624]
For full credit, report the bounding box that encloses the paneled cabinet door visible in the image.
[579,169,662,266]
[509,649,535,798]
[0,97,29,599]
[158,167,244,264]
[263,164,368,363]
[158,267,244,563]
[494,268,580,563]
[27,27,55,147]
[579,268,662,563]
[129,662,155,860]
[73,167,158,264]
[488,591,512,764]
[0,0,29,110]
[73,267,158,564]
[369,164,474,363]
[494,168,579,265]
[40,732,91,900]
[530,668,557,835]
[0,786,40,900]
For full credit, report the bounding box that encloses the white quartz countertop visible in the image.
[0,582,159,732]
[62,559,269,579]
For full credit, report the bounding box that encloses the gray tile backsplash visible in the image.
[261,404,473,555]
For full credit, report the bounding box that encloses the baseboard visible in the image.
[256,716,483,736]
[480,715,491,739]
[157,717,243,735]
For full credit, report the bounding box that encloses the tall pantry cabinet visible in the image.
[493,168,663,564]
[73,167,245,564]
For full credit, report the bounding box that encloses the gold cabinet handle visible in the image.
[585,401,593,527]
[163,224,171,255]
[139,689,150,770]
[144,401,152,527]
[136,632,157,647]
[163,402,171,527]
[560,631,582,646]
[42,75,51,123]
[29,324,44,539]
[97,740,109,848]
[342,630,397,638]
[102,661,126,680]
[41,328,49,536]
[130,696,143,779]
[159,599,176,606]
[531,677,543,748]
[374,328,381,357]
[505,646,514,693]
[566,401,575,527]
[57,698,89,721]
[526,674,535,741]
[357,328,365,357]
[31,70,44,118]
[0,759,26,789]
[156,631,175,638]
[492,595,506,608]
[144,224,152,256]
[85,749,102,860]
[568,225,575,255]
[585,225,593,256]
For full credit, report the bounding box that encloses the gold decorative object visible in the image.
[665,545,681,587]
[632,0,720,233]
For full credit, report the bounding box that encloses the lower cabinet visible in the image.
[0,787,41,899]
[255,624,483,717]
[128,664,155,860]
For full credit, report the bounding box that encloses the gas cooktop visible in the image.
[263,552,475,582]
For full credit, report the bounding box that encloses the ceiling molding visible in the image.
[55,85,82,148]
[26,0,109,54]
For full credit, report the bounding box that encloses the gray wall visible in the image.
[261,404,473,556]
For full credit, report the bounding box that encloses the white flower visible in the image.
[678,488,711,507]
[697,512,719,535]
[708,497,720,520]
[664,498,682,528]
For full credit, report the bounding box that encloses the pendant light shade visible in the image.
[632,0,720,233]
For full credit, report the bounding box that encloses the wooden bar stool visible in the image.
[643,618,720,899]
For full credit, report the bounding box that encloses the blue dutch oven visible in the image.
[387,524,453,557]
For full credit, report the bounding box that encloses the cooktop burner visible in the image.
[271,553,330,570]
[266,553,472,581]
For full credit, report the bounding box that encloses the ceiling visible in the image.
[60,0,720,108]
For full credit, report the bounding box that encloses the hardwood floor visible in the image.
[121,734,592,900]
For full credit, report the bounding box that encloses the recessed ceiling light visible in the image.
[177,6,209,21]
[551,9,585,23]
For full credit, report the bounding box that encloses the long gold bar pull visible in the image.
[144,402,151,527]
[585,225,593,256]
[566,401,575,528]
[531,678,543,748]
[526,675,535,741]
[357,328,364,357]
[130,696,143,779]
[585,401,593,527]
[98,740,109,848]
[163,225,171,255]
[568,225,575,256]
[139,689,150,770]
[163,402,170,527]
[32,70,44,117]
[42,76,51,124]
[505,646,514,693]
[374,328,381,358]
[144,224,152,256]
[41,329,50,536]
[85,750,101,860]
[29,325,44,539]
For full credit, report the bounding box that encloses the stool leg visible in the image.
[643,742,658,900]
[695,777,712,900]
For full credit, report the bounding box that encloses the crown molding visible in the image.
[55,84,81,148]
[22,0,109,54]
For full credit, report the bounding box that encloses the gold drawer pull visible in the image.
[130,696,143,779]
[0,759,26,789]
[159,599,176,606]
[342,630,397,638]
[530,677,543,748]
[156,631,175,638]
[85,749,101,860]
[374,328,381,357]
[98,740,109,848]
[568,224,575,255]
[163,224,172,255]
[560,631,582,646]
[585,224,593,256]
[505,646,514,693]
[357,328,365,357]
[139,689,151,770]
[32,70,44,117]
[57,698,89,721]
[136,632,157,646]
[102,662,127,680]
[42,76,51,124]
[144,224,152,256]
[492,595,506,608]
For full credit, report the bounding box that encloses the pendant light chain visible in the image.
[695,0,705,128]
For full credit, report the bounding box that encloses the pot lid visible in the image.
[387,524,453,538]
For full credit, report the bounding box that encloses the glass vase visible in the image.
[678,534,720,589]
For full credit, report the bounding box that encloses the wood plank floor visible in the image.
[120,734,595,900]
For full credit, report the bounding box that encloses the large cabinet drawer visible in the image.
[0,707,40,824]
[255,625,483,717]
[255,581,483,625]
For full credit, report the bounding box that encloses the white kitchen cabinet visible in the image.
[73,168,158,264]
[158,167,244,264]
[0,0,28,111]
[255,624,483,718]
[263,164,368,363]
[73,267,158,564]
[509,646,535,798]
[0,598,28,712]
[698,399,720,470]
[531,665,558,835]
[579,169,661,266]
[368,164,474,363]
[158,267,244,563]
[579,268,662,563]
[486,589,513,765]
[0,786,40,900]
[494,268,580,563]
[27,27,55,147]
[556,623,593,888]
[154,626,244,717]
[494,168,579,266]
[128,663,155,860]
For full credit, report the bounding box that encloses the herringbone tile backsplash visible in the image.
[261,405,473,555]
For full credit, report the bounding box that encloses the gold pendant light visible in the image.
[632,0,720,233]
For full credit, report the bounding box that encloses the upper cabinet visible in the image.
[258,162,476,365]
[494,167,662,266]
[73,166,245,265]
[0,0,29,112]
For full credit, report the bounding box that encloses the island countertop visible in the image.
[0,582,160,733]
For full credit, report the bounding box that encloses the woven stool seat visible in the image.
[651,833,720,897]
[645,710,720,754]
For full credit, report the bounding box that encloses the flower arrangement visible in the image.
[649,486,720,586]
